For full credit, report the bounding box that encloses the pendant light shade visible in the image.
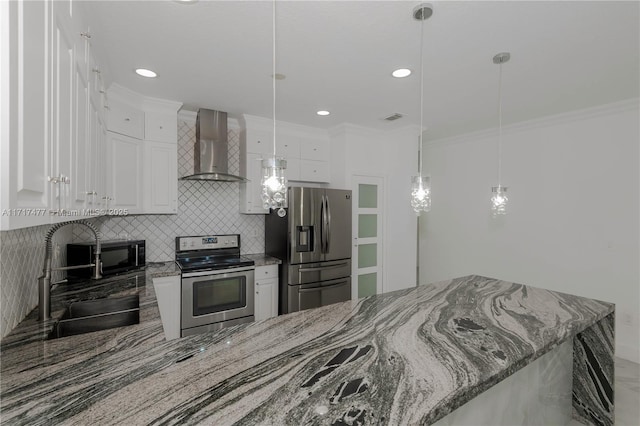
[411,175,431,213]
[261,0,287,216]
[410,3,433,215]
[491,52,510,217]
[261,157,287,209]
[491,185,508,217]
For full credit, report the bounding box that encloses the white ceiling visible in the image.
[80,1,639,139]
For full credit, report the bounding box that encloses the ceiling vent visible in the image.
[384,113,404,121]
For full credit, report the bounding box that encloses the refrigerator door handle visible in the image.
[297,280,349,293]
[298,262,349,272]
[325,195,331,253]
[320,195,327,253]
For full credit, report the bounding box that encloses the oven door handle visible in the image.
[181,266,255,278]
[297,280,349,293]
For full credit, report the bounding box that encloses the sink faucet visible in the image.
[38,220,102,321]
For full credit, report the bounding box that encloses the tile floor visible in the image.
[568,357,639,425]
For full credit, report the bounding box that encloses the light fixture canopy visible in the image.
[490,52,510,217]
[135,68,157,78]
[392,68,412,78]
[261,0,287,216]
[410,3,433,215]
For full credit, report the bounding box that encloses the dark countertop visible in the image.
[0,274,613,425]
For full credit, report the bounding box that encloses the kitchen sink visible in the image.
[48,294,140,340]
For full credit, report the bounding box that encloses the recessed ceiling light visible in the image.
[316,110,330,116]
[392,68,411,78]
[135,68,157,78]
[173,0,198,4]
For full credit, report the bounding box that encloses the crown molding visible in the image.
[425,98,639,148]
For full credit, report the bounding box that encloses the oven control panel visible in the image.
[176,235,239,251]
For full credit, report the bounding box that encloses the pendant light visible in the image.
[261,0,287,217]
[490,52,510,217]
[410,3,433,215]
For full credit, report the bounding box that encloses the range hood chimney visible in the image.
[180,109,247,182]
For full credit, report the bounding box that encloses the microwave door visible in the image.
[323,189,352,262]
[289,187,323,265]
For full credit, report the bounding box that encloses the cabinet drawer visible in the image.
[107,99,144,139]
[145,112,177,143]
[300,139,329,161]
[299,159,330,183]
[256,264,278,280]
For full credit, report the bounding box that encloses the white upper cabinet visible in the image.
[145,112,178,144]
[104,84,181,215]
[107,98,144,140]
[105,133,143,213]
[0,0,111,230]
[239,115,331,215]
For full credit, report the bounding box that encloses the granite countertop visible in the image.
[244,253,282,267]
[0,275,613,425]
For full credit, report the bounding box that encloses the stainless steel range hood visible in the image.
[180,109,247,182]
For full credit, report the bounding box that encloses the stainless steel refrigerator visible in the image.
[265,187,352,314]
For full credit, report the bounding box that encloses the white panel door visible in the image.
[105,132,142,213]
[143,141,177,214]
[50,3,75,213]
[351,175,384,299]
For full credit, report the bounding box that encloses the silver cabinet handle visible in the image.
[298,280,349,293]
[298,262,349,273]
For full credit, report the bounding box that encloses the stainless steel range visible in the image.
[176,234,255,337]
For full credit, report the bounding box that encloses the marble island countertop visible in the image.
[0,274,614,425]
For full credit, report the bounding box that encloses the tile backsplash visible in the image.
[73,120,265,260]
[1,118,264,339]
[0,225,70,338]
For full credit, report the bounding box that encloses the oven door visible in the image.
[181,267,255,331]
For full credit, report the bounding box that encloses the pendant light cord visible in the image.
[418,9,425,177]
[272,0,277,159]
[497,61,503,186]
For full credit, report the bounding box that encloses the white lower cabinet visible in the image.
[254,264,279,321]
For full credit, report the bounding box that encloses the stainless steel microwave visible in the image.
[66,240,145,279]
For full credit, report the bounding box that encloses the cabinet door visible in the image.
[284,157,300,181]
[72,38,89,209]
[275,134,300,158]
[1,0,50,230]
[107,98,144,140]
[50,3,75,213]
[86,95,105,208]
[299,159,330,183]
[300,138,329,161]
[240,152,268,214]
[255,277,278,321]
[105,132,143,213]
[145,112,177,143]
[143,141,177,214]
[246,128,273,155]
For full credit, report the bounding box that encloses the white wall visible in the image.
[330,124,419,293]
[420,99,639,363]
